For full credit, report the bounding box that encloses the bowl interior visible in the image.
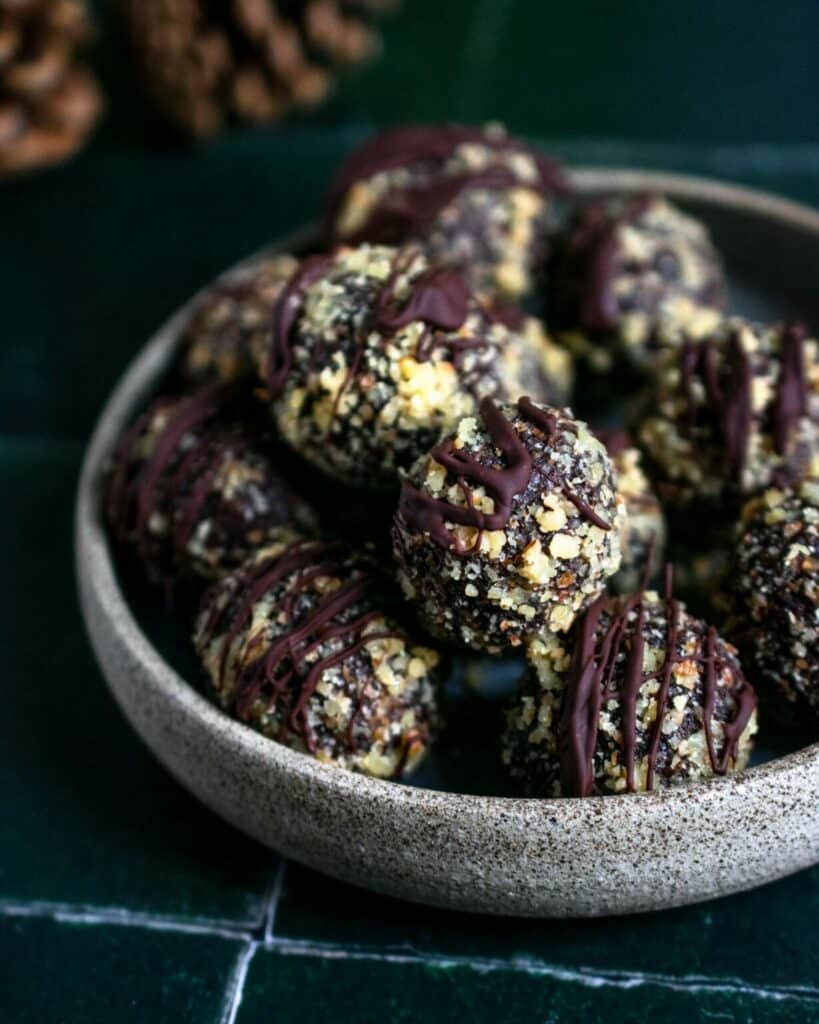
[110,169,819,800]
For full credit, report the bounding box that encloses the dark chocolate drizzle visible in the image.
[107,384,297,583]
[481,298,527,332]
[773,321,808,455]
[595,426,632,459]
[332,125,566,193]
[267,254,334,399]
[374,265,470,334]
[266,248,506,431]
[327,123,567,244]
[106,384,232,568]
[551,194,656,335]
[372,254,486,368]
[680,330,752,480]
[199,540,404,752]
[679,321,809,482]
[398,396,611,556]
[557,566,757,797]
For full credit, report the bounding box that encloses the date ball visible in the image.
[548,194,725,371]
[636,319,819,509]
[106,387,313,583]
[180,254,298,387]
[259,244,572,488]
[326,122,568,300]
[193,536,441,777]
[392,397,624,654]
[503,579,758,796]
[723,480,819,719]
[599,429,665,593]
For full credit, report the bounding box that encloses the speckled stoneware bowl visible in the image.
[76,170,819,917]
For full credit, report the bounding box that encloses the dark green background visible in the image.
[100,0,819,146]
[3,2,819,1022]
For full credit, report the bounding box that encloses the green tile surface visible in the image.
[3,2,819,1021]
[0,441,276,925]
[239,947,819,1024]
[274,861,819,995]
[1,916,243,1024]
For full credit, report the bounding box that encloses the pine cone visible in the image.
[124,0,396,139]
[0,0,103,178]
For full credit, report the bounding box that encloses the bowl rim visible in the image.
[76,166,819,822]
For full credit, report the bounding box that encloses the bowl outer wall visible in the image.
[76,170,819,917]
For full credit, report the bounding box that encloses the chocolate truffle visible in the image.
[636,319,819,510]
[599,429,665,593]
[193,536,441,777]
[180,254,298,387]
[503,573,758,796]
[723,480,819,719]
[259,244,573,488]
[548,194,725,371]
[107,387,313,583]
[327,123,567,300]
[392,397,624,654]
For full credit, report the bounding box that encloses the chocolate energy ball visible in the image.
[636,319,819,510]
[548,194,725,372]
[193,536,441,777]
[503,575,758,797]
[259,244,572,489]
[599,429,665,593]
[107,387,313,583]
[180,254,298,387]
[392,397,624,654]
[326,123,568,300]
[723,480,819,719]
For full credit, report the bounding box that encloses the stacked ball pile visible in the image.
[108,122,819,796]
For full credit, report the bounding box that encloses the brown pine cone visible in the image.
[124,0,396,139]
[0,0,103,178]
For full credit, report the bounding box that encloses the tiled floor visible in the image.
[1,916,244,1024]
[5,862,819,1023]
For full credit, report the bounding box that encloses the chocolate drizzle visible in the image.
[199,540,404,752]
[557,568,757,797]
[398,396,611,556]
[372,255,484,369]
[107,385,231,568]
[678,321,810,483]
[374,265,470,334]
[773,321,808,455]
[680,330,753,481]
[107,385,298,581]
[168,424,249,556]
[266,248,504,431]
[268,254,334,398]
[328,123,567,244]
[551,194,655,335]
[595,426,631,459]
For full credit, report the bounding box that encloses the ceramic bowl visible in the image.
[76,169,819,917]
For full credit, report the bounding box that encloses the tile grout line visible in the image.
[3,895,819,1004]
[216,856,288,1024]
[0,899,252,942]
[263,859,288,946]
[219,940,259,1024]
[265,938,819,1005]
